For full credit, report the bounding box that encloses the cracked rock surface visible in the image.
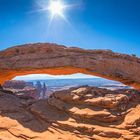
[0,86,140,140]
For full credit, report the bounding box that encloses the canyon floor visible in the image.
[0,86,140,140]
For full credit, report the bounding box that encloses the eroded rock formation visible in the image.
[0,43,140,88]
[3,80,37,99]
[0,43,140,139]
[0,86,140,140]
[3,80,27,89]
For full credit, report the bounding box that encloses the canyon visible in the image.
[0,43,140,140]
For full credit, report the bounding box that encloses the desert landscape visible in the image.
[0,43,139,140]
[1,0,140,139]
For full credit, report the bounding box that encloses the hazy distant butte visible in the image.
[0,43,140,89]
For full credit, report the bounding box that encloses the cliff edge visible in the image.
[0,86,139,140]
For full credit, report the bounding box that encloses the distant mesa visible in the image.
[3,80,51,99]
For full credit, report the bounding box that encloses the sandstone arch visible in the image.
[0,43,140,89]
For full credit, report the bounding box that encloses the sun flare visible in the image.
[48,0,66,18]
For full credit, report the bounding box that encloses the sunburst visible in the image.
[48,0,66,18]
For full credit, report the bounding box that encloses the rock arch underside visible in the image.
[0,43,140,140]
[0,43,140,89]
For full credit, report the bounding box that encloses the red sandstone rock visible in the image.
[0,86,139,140]
[0,43,140,89]
[2,80,37,99]
[0,43,140,139]
[3,80,27,89]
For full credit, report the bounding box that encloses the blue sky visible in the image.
[0,0,140,56]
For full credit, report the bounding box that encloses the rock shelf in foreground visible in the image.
[0,86,140,140]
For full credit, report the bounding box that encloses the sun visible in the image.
[48,0,66,18]
[35,0,72,22]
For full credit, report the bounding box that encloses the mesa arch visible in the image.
[0,43,140,89]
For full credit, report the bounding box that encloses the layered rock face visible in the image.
[0,86,139,140]
[2,80,37,99]
[0,43,140,88]
[3,80,27,89]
